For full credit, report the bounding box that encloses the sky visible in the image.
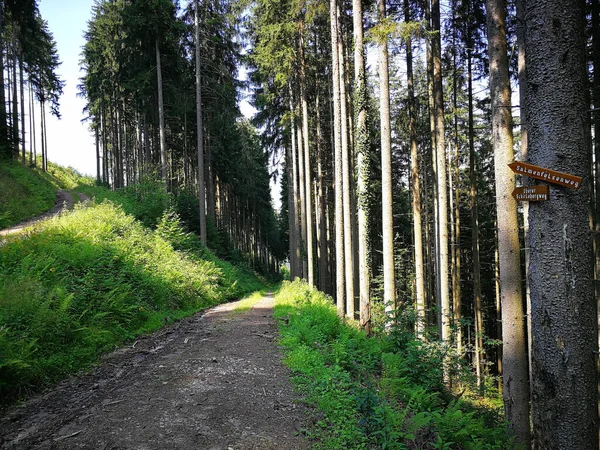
[38,0,97,176]
[37,0,258,180]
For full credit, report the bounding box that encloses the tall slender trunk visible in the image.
[353,0,370,331]
[316,92,329,293]
[486,0,530,445]
[468,50,483,386]
[378,0,396,321]
[195,0,207,244]
[156,39,167,185]
[0,3,7,156]
[431,0,450,346]
[290,94,302,279]
[28,77,34,165]
[287,142,297,280]
[330,0,345,315]
[295,96,307,279]
[12,41,18,156]
[299,36,314,286]
[338,9,355,318]
[19,59,25,164]
[405,0,425,337]
[40,101,46,172]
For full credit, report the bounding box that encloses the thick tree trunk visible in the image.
[195,0,207,244]
[405,0,425,337]
[486,0,530,444]
[354,0,370,332]
[378,0,396,321]
[330,0,345,315]
[525,0,598,448]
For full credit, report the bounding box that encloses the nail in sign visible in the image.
[508,161,582,189]
[512,185,549,201]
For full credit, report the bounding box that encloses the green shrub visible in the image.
[0,200,265,403]
[274,280,512,450]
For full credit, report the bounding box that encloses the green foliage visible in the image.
[0,200,265,403]
[0,159,91,229]
[274,281,512,449]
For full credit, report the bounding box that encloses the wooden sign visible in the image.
[508,161,582,190]
[512,185,549,201]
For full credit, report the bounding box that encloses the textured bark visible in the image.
[290,95,302,280]
[299,39,314,287]
[0,3,7,155]
[378,0,396,320]
[195,0,207,244]
[19,59,25,165]
[316,94,329,294]
[338,15,355,319]
[156,39,167,184]
[330,0,345,315]
[295,99,307,279]
[431,0,450,345]
[487,0,530,444]
[354,0,370,332]
[405,0,425,337]
[525,1,598,448]
[467,49,483,386]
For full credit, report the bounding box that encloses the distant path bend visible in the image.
[0,294,309,450]
[0,189,89,237]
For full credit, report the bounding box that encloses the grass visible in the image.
[0,200,265,404]
[274,280,514,450]
[0,159,91,229]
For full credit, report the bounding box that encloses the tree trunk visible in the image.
[12,42,19,157]
[338,8,355,318]
[431,0,450,347]
[486,0,530,444]
[354,0,370,331]
[195,0,207,244]
[290,94,302,279]
[19,58,25,165]
[156,39,168,185]
[405,0,425,337]
[330,0,345,315]
[525,0,598,447]
[28,76,34,165]
[378,0,396,321]
[299,37,314,286]
[467,47,483,387]
[0,2,7,156]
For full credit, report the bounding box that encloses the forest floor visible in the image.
[0,189,89,237]
[0,294,309,450]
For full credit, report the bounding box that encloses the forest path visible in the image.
[0,294,309,450]
[0,190,90,237]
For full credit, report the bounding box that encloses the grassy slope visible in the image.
[274,281,513,450]
[0,159,90,229]
[0,178,265,403]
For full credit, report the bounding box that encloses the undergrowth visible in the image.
[274,280,513,450]
[0,201,264,404]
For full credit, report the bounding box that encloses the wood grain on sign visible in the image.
[512,185,549,201]
[508,161,582,189]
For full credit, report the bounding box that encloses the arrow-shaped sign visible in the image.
[508,161,582,190]
[512,185,549,201]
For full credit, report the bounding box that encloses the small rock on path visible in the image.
[0,294,309,450]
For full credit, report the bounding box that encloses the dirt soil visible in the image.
[0,295,310,450]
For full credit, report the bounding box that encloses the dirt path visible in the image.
[0,295,309,450]
[0,189,89,237]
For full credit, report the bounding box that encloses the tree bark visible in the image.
[378,0,396,321]
[486,0,530,444]
[156,39,168,185]
[330,0,345,315]
[195,0,207,244]
[405,0,425,337]
[525,0,598,447]
[354,0,370,332]
[431,0,450,346]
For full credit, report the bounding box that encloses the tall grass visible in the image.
[0,159,91,229]
[0,201,264,403]
[274,280,513,450]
